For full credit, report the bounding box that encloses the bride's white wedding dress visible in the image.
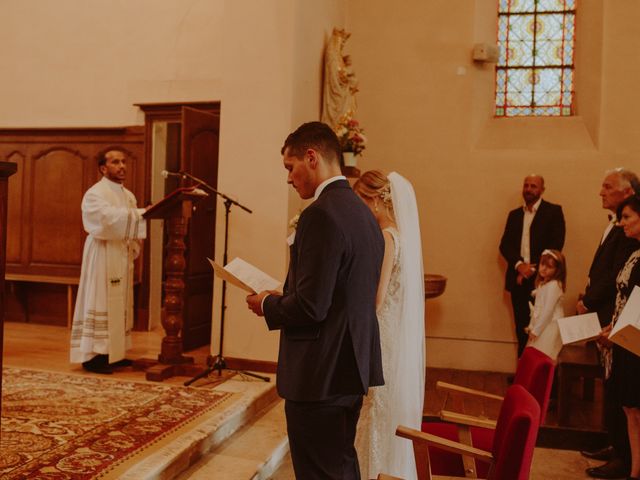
[356,227,407,479]
[356,171,425,480]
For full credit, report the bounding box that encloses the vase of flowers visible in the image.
[336,115,366,167]
[342,151,356,167]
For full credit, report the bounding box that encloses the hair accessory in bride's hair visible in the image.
[379,183,392,207]
[541,249,559,261]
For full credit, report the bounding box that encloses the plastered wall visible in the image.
[347,0,640,371]
[2,0,638,372]
[0,0,345,365]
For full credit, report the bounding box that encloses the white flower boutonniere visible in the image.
[288,212,301,230]
[287,212,301,247]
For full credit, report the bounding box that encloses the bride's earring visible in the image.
[374,200,379,213]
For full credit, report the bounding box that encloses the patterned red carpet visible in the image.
[0,367,233,479]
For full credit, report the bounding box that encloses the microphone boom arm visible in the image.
[181,171,252,214]
[179,168,265,385]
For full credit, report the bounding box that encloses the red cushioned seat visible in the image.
[395,384,540,480]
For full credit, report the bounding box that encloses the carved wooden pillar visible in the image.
[0,162,17,424]
[159,206,191,364]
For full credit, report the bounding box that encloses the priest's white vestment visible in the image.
[70,176,146,364]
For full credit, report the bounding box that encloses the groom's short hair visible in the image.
[281,122,341,165]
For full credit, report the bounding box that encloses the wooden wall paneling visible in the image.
[2,148,29,322]
[4,150,25,265]
[0,128,145,327]
[31,147,85,269]
[0,162,18,429]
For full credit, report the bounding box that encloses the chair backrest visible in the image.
[513,346,554,424]
[491,384,540,480]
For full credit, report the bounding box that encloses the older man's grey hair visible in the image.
[607,167,640,192]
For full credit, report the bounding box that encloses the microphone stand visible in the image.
[182,171,270,386]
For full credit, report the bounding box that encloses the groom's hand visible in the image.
[246,291,270,316]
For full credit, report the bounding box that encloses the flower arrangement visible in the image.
[336,116,367,156]
[380,183,392,206]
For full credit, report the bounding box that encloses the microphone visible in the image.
[161,170,184,179]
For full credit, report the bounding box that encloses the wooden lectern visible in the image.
[0,162,17,425]
[136,186,209,381]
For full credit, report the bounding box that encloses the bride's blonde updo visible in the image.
[353,170,394,218]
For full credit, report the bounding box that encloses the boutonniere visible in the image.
[288,212,301,231]
[287,211,301,247]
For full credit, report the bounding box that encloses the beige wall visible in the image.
[211,1,347,362]
[0,0,225,126]
[3,0,639,372]
[0,0,345,365]
[347,0,640,371]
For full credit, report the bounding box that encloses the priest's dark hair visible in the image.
[97,148,123,168]
[281,121,341,165]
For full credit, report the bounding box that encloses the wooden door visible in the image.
[180,107,219,350]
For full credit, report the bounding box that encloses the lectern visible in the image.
[136,186,209,381]
[0,162,17,424]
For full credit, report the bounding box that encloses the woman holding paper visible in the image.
[606,194,640,480]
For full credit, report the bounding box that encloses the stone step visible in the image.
[177,399,289,480]
[267,449,294,479]
[115,374,281,480]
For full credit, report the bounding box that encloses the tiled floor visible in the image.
[532,448,600,480]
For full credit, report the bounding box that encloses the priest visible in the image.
[70,149,147,374]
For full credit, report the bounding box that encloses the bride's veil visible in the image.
[388,171,425,475]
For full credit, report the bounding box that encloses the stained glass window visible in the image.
[495,0,576,117]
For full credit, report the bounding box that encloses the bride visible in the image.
[353,170,425,480]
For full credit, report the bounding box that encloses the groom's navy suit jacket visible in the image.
[263,179,385,402]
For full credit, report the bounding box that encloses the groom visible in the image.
[246,121,384,479]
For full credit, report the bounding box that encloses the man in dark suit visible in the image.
[578,168,638,479]
[246,122,384,480]
[499,175,566,357]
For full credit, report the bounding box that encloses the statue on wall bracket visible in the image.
[321,28,359,131]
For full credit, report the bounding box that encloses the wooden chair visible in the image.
[422,348,553,477]
[394,384,540,480]
[436,346,555,425]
